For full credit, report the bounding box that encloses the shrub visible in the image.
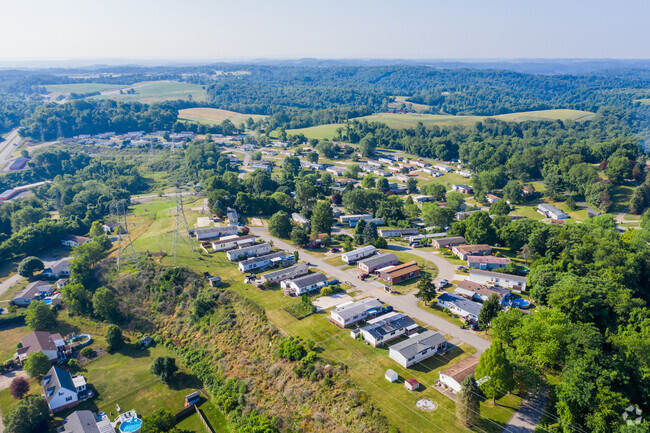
[24,351,51,377]
[9,376,29,399]
[105,324,123,350]
[80,346,94,358]
[150,356,178,383]
[278,338,306,361]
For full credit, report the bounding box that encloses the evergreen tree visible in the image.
[478,293,502,329]
[311,200,334,235]
[456,375,480,426]
[105,324,123,351]
[415,270,435,305]
[362,222,378,244]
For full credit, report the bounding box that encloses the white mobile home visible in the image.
[388,330,447,368]
[281,272,329,296]
[469,269,528,291]
[238,251,290,272]
[360,313,418,347]
[226,242,271,261]
[330,298,384,328]
[261,263,309,284]
[341,245,376,264]
[194,226,238,241]
[211,235,256,252]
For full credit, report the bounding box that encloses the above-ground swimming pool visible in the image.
[512,298,531,309]
[43,299,53,305]
[119,418,142,433]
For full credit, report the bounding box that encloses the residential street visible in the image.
[0,128,21,171]
[250,227,491,352]
[0,273,23,299]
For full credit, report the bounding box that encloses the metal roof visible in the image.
[470,269,527,282]
[358,252,398,268]
[332,298,383,321]
[287,272,328,288]
[361,314,416,340]
[389,330,447,359]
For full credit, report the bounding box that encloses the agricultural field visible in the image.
[179,107,267,126]
[287,109,596,139]
[45,83,124,96]
[388,96,433,113]
[92,81,207,103]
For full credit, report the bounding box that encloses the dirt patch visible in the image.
[416,399,438,411]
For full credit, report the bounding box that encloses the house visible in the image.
[412,160,431,168]
[437,293,482,322]
[56,278,69,289]
[452,244,492,260]
[194,225,239,241]
[102,222,120,233]
[62,410,115,433]
[16,331,66,363]
[378,228,418,238]
[9,157,29,171]
[455,280,512,306]
[413,195,435,204]
[330,298,384,328]
[537,203,568,219]
[455,210,478,220]
[360,313,418,347]
[261,263,309,284]
[61,234,91,248]
[292,213,310,226]
[368,160,382,167]
[239,251,290,272]
[365,217,385,227]
[13,281,55,306]
[378,261,421,284]
[385,369,399,383]
[359,164,373,172]
[185,391,201,407]
[438,356,480,393]
[485,194,500,204]
[404,378,420,391]
[466,255,510,270]
[452,184,473,194]
[394,174,410,183]
[42,366,79,412]
[433,164,453,173]
[207,276,221,287]
[326,166,346,176]
[469,269,528,292]
[456,169,472,178]
[42,260,71,279]
[388,330,447,368]
[378,157,394,164]
[334,178,357,186]
[281,272,329,296]
[226,242,271,261]
[210,235,256,252]
[226,208,239,225]
[339,214,373,227]
[357,253,399,273]
[373,169,391,177]
[341,245,376,264]
[431,236,466,249]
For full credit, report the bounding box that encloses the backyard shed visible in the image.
[405,378,420,391]
[385,369,399,383]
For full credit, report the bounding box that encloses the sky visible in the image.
[1,0,649,62]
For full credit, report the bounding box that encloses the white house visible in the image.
[339,214,373,227]
[326,166,346,176]
[437,293,482,322]
[357,253,398,273]
[292,213,310,226]
[61,234,91,248]
[452,184,473,194]
[456,169,472,178]
[194,226,239,241]
[42,260,70,279]
[42,366,79,413]
[434,164,453,173]
[469,269,528,291]
[341,245,376,263]
[226,242,271,261]
[330,298,384,328]
[211,235,256,252]
[281,272,329,296]
[537,203,568,219]
[360,313,418,347]
[438,356,480,393]
[261,263,309,284]
[238,251,289,272]
[378,228,418,238]
[227,208,239,225]
[388,330,447,368]
[16,331,66,363]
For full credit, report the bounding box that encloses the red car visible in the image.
[358,273,370,279]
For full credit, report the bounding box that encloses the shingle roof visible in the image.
[43,366,76,403]
[288,272,328,288]
[240,251,287,266]
[437,293,483,317]
[358,253,398,268]
[263,263,308,279]
[63,410,101,433]
[454,244,491,254]
[18,331,62,355]
[381,261,420,279]
[229,242,269,254]
[440,356,479,383]
[389,330,447,358]
[332,298,383,321]
[456,280,510,300]
[361,314,416,340]
[14,281,53,300]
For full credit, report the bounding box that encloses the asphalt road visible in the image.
[250,227,491,352]
[501,389,548,433]
[0,128,21,171]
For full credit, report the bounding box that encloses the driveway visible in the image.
[0,369,28,391]
[250,227,491,352]
[501,389,548,433]
[0,274,23,299]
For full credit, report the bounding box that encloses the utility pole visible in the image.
[172,189,198,265]
[110,200,139,274]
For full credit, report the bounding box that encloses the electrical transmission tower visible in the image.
[110,200,140,274]
[172,189,198,265]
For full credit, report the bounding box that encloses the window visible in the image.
[66,396,73,402]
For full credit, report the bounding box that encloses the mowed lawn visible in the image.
[287,109,595,138]
[179,107,267,125]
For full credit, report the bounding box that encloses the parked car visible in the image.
[358,273,370,279]
[438,279,448,289]
[330,248,340,253]
[329,279,340,285]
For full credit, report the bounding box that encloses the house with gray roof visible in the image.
[43,366,79,413]
[226,242,271,261]
[330,298,384,328]
[238,251,291,272]
[261,263,309,284]
[357,253,398,273]
[537,203,568,219]
[437,292,482,322]
[13,281,55,306]
[62,410,115,433]
[469,269,528,291]
[194,225,238,241]
[388,330,447,368]
[281,272,329,296]
[360,313,418,347]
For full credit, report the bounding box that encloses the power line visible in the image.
[172,188,199,265]
[110,200,140,274]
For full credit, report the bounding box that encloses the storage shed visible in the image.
[385,369,399,383]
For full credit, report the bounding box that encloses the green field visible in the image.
[92,81,207,103]
[388,96,433,113]
[45,83,124,95]
[288,109,596,139]
[179,107,267,126]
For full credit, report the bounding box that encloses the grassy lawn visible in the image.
[179,107,266,125]
[0,323,30,363]
[93,81,207,103]
[45,83,123,95]
[608,185,635,214]
[177,402,230,433]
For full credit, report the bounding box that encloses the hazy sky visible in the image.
[1,0,649,61]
